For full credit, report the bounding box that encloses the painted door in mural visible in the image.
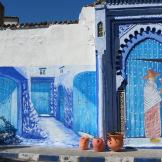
[31,78,54,115]
[73,72,97,136]
[0,76,18,129]
[126,38,162,139]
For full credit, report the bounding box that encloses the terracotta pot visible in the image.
[79,136,89,150]
[107,132,123,152]
[92,138,105,152]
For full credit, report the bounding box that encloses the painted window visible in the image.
[39,68,46,75]
[97,22,104,37]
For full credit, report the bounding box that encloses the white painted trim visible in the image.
[107,3,162,9]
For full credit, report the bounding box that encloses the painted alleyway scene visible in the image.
[0,66,97,147]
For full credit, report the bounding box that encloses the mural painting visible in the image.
[123,36,162,145]
[144,69,161,138]
[0,66,97,147]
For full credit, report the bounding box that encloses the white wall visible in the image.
[3,17,19,25]
[0,6,95,66]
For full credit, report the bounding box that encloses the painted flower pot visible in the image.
[92,138,105,152]
[107,132,123,152]
[79,136,89,150]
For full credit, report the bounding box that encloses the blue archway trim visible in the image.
[121,31,162,78]
[0,67,27,82]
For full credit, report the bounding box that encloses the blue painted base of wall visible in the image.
[0,152,161,162]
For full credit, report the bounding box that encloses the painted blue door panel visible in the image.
[31,78,54,115]
[0,77,18,128]
[126,38,162,138]
[73,72,97,136]
[31,92,50,114]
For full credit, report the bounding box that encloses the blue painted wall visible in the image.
[73,72,98,136]
[57,85,65,123]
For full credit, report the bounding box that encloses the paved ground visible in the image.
[0,146,162,161]
[20,117,79,147]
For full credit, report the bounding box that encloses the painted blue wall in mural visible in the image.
[73,72,97,136]
[126,38,162,138]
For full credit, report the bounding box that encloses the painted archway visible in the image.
[0,76,18,129]
[0,67,27,135]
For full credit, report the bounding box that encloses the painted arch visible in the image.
[121,29,162,145]
[0,67,27,135]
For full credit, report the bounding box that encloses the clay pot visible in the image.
[92,138,105,152]
[79,136,89,150]
[107,132,123,152]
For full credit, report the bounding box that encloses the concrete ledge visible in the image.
[0,147,162,161]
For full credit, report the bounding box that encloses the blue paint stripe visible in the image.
[0,152,18,159]
[79,157,105,162]
[39,155,59,161]
[135,158,161,162]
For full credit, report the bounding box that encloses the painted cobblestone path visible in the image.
[20,117,79,147]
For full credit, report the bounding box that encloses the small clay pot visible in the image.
[107,132,123,152]
[92,138,105,152]
[79,136,89,150]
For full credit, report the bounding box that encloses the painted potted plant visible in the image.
[107,132,123,152]
[92,137,105,152]
[79,136,90,150]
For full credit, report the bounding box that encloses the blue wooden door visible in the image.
[31,78,54,115]
[73,72,97,136]
[0,76,18,129]
[126,38,162,138]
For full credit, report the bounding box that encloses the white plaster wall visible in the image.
[0,6,95,66]
[3,17,18,25]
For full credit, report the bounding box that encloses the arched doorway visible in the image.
[125,38,162,145]
[0,76,18,130]
[0,67,27,136]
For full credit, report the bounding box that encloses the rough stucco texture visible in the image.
[0,7,95,66]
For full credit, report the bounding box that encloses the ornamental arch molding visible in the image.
[117,26,162,78]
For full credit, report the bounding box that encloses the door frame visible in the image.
[96,4,162,141]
